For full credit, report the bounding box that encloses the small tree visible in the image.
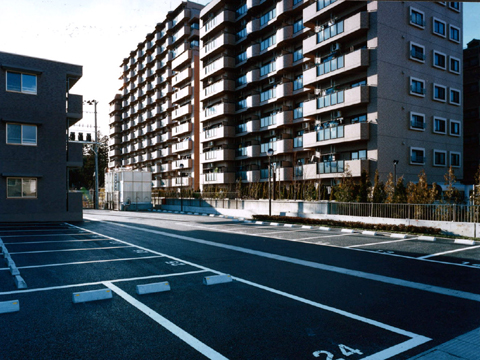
[443,166,462,204]
[384,173,395,203]
[371,169,386,203]
[356,170,370,202]
[393,176,407,203]
[406,170,437,204]
[333,167,356,202]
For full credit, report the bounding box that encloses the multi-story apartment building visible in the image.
[463,39,480,184]
[110,0,463,193]
[109,1,203,191]
[198,0,463,191]
[0,51,83,222]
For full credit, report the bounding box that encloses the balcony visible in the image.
[172,158,193,170]
[304,49,369,87]
[159,131,172,142]
[303,159,369,180]
[276,82,293,100]
[246,18,260,36]
[277,25,293,45]
[260,139,293,155]
[201,56,236,80]
[172,122,192,136]
[304,0,345,28]
[200,33,236,60]
[172,103,192,121]
[276,54,293,74]
[153,179,171,188]
[202,79,236,101]
[201,10,236,38]
[236,144,260,159]
[172,86,192,104]
[109,125,122,136]
[201,102,236,122]
[274,167,294,182]
[202,172,235,185]
[303,11,369,57]
[201,125,235,142]
[173,176,193,188]
[303,122,369,148]
[277,0,293,18]
[304,86,370,118]
[201,149,235,163]
[172,49,192,71]
[171,67,192,87]
[172,140,193,153]
[236,119,260,135]
[67,94,83,124]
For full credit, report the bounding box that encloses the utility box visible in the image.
[104,169,152,211]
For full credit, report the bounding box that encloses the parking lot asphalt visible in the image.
[1,210,480,359]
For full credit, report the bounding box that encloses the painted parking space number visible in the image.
[313,344,363,359]
[165,260,186,266]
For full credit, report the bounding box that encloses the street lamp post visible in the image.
[393,160,399,184]
[85,100,99,210]
[267,148,274,216]
[179,163,184,212]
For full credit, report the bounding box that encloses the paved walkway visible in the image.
[410,327,480,359]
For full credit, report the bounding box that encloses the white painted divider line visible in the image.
[103,281,229,360]
[348,238,411,248]
[0,270,209,296]
[454,239,476,245]
[10,246,131,255]
[234,277,431,360]
[0,233,94,238]
[418,244,480,260]
[2,238,113,245]
[15,255,164,270]
[90,220,480,303]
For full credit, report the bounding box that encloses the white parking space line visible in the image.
[3,238,113,245]
[0,229,87,233]
[0,233,93,238]
[74,221,431,359]
[418,244,480,260]
[87,220,480,303]
[104,281,229,360]
[348,239,412,248]
[0,255,164,271]
[0,270,209,296]
[10,246,131,255]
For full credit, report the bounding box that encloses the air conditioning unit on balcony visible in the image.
[331,42,341,52]
[269,77,276,84]
[269,130,276,137]
[302,122,310,130]
[315,89,321,95]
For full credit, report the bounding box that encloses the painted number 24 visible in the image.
[313,344,363,359]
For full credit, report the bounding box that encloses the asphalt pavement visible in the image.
[1,210,479,359]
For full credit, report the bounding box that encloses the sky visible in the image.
[1,0,479,135]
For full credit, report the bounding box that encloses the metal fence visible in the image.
[326,202,480,223]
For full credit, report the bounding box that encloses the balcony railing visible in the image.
[317,160,344,174]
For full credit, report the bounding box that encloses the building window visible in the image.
[410,8,425,28]
[260,60,276,76]
[449,119,461,136]
[351,150,367,160]
[410,112,425,130]
[433,117,447,134]
[351,114,367,124]
[293,75,303,91]
[6,123,37,145]
[293,47,303,62]
[260,8,276,26]
[449,56,460,74]
[449,25,460,43]
[433,18,446,37]
[433,150,447,166]
[6,71,37,94]
[7,178,37,198]
[294,102,303,119]
[260,34,276,51]
[410,148,425,165]
[410,78,425,96]
[433,84,447,102]
[450,152,461,167]
[448,2,460,11]
[433,50,446,69]
[449,88,461,105]
[410,42,425,62]
[260,87,276,102]
[293,19,305,34]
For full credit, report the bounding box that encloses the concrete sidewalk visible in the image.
[410,327,480,359]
